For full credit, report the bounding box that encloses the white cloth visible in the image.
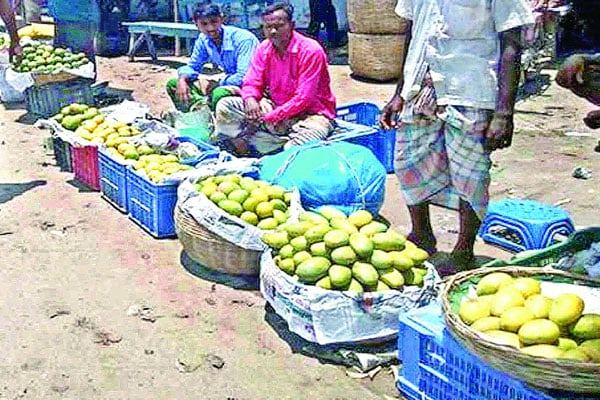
[395,0,535,111]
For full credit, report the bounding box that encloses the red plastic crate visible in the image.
[72,145,100,191]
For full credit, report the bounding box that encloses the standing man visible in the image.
[380,0,534,273]
[0,0,21,61]
[48,0,101,62]
[166,4,259,112]
[214,2,336,156]
[306,0,342,48]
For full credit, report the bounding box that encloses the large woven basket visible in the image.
[348,32,407,82]
[174,205,261,276]
[347,0,410,34]
[442,267,600,394]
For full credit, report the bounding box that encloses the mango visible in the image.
[349,233,374,259]
[372,232,405,251]
[524,294,552,319]
[292,251,312,266]
[570,314,600,340]
[218,199,243,217]
[518,319,560,345]
[471,316,501,332]
[239,177,258,192]
[490,288,525,316]
[330,246,357,266]
[560,348,592,362]
[279,244,295,259]
[228,189,250,204]
[310,242,329,257]
[476,272,514,296]
[579,339,600,362]
[266,185,286,201]
[305,224,332,245]
[278,258,295,275]
[549,293,584,326]
[459,299,491,325]
[296,257,331,284]
[316,276,332,290]
[359,221,388,236]
[324,229,350,249]
[255,201,274,219]
[370,250,393,270]
[378,268,404,289]
[242,196,261,213]
[484,330,521,349]
[330,218,359,235]
[257,218,278,230]
[299,211,329,226]
[347,278,364,294]
[217,181,240,195]
[520,344,564,359]
[347,210,373,228]
[261,231,289,249]
[376,280,391,292]
[388,251,414,271]
[290,236,308,252]
[352,262,379,287]
[270,199,287,213]
[557,337,578,351]
[328,265,353,289]
[403,247,429,264]
[500,306,535,332]
[283,221,314,238]
[510,277,541,298]
[209,191,227,204]
[272,209,288,224]
[240,211,259,226]
[317,206,347,221]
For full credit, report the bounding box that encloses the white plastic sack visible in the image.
[177,159,303,252]
[5,61,94,93]
[0,63,25,103]
[260,250,441,345]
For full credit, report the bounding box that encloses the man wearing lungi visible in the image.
[380,0,534,273]
[214,2,336,157]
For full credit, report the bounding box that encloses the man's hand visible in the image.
[556,54,586,89]
[380,95,404,129]
[484,112,514,152]
[175,77,191,104]
[244,97,262,122]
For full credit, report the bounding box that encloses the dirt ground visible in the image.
[0,49,599,400]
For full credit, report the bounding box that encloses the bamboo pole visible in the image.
[174,0,181,56]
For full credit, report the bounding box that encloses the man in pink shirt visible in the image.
[213,2,337,156]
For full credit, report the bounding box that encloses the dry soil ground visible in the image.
[0,50,599,400]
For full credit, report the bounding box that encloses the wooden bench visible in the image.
[122,21,198,62]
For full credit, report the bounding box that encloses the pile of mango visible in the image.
[261,207,430,293]
[458,271,600,362]
[53,103,103,131]
[12,42,90,73]
[195,174,293,229]
[130,154,193,184]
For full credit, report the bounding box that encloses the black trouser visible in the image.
[306,0,338,41]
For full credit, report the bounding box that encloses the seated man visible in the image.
[166,4,260,112]
[214,2,337,156]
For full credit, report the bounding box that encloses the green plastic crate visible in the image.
[483,227,600,268]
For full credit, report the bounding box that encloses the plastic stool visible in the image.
[479,199,575,253]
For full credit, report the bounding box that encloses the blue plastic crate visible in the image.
[335,102,396,173]
[98,149,128,213]
[126,169,178,239]
[479,199,575,253]
[25,79,94,118]
[398,303,595,400]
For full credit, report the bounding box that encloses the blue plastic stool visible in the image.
[479,199,575,253]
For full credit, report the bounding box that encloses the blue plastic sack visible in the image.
[259,141,386,215]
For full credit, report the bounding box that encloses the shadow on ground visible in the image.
[179,250,260,291]
[0,180,46,204]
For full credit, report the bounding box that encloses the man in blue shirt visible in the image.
[166,4,259,112]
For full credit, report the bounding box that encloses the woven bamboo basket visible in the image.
[347,0,410,34]
[441,267,600,394]
[174,205,261,276]
[348,32,406,82]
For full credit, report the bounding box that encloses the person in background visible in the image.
[214,2,336,157]
[306,0,344,48]
[0,0,22,60]
[166,4,259,112]
[380,0,534,274]
[48,0,100,63]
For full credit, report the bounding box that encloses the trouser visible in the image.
[214,96,334,157]
[306,0,338,41]
[166,77,240,112]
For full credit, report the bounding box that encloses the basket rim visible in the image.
[441,266,600,393]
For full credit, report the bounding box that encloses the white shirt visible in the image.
[396,0,534,110]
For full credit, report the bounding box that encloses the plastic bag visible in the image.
[259,141,387,215]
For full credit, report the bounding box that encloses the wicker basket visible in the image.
[442,267,600,394]
[174,205,261,276]
[348,32,407,82]
[347,0,410,34]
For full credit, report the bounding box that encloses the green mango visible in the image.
[323,229,350,249]
[330,246,357,266]
[379,268,405,289]
[370,249,393,270]
[352,262,379,287]
[328,265,352,289]
[304,224,332,245]
[359,221,388,237]
[317,205,347,221]
[298,211,329,226]
[310,241,329,257]
[296,257,331,284]
[316,276,332,290]
[261,231,289,249]
[349,233,374,260]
